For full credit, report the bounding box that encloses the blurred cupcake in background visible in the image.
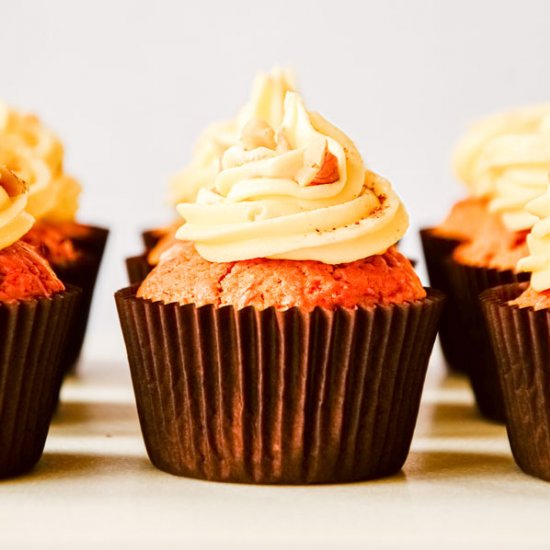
[126,67,295,284]
[0,101,109,372]
[116,85,444,484]
[0,167,80,478]
[421,105,550,421]
[481,180,550,480]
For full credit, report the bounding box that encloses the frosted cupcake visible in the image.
[421,105,550,379]
[0,167,80,477]
[126,67,295,284]
[116,89,443,484]
[422,105,550,421]
[0,101,109,370]
[481,181,550,480]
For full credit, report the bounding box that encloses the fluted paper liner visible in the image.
[0,286,81,478]
[142,229,162,252]
[419,228,466,373]
[115,286,443,484]
[481,283,550,481]
[446,259,529,422]
[54,225,109,372]
[126,254,153,285]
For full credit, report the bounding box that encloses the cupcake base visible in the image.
[446,259,529,422]
[0,286,81,478]
[115,286,443,484]
[419,228,466,373]
[481,283,550,481]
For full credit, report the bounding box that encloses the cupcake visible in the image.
[481,182,550,480]
[0,101,109,371]
[0,167,80,478]
[126,67,296,284]
[423,105,550,421]
[116,85,444,484]
[421,105,550,379]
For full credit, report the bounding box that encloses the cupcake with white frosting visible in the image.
[116,83,443,484]
[421,105,550,422]
[481,178,550,481]
[0,166,80,478]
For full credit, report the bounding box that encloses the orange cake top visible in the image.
[21,220,91,267]
[453,212,529,271]
[0,240,65,302]
[433,197,488,241]
[138,242,425,311]
[0,167,64,301]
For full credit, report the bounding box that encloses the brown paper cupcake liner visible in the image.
[142,229,162,252]
[481,283,550,481]
[53,225,109,372]
[126,254,153,285]
[445,259,529,422]
[0,286,81,478]
[115,286,444,484]
[419,228,466,373]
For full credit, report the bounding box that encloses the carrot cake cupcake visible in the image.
[481,181,550,480]
[116,86,444,484]
[421,105,550,378]
[0,166,79,477]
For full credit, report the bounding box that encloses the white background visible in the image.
[2,0,550,338]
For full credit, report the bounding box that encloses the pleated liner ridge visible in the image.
[419,228,466,373]
[54,225,109,373]
[142,229,162,252]
[126,254,153,285]
[445,259,529,423]
[0,286,81,478]
[115,286,444,484]
[481,283,550,481]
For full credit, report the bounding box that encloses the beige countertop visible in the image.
[2,334,550,549]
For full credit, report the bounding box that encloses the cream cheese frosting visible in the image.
[176,91,408,264]
[0,101,80,221]
[453,104,550,232]
[169,67,296,204]
[0,167,35,251]
[516,182,550,292]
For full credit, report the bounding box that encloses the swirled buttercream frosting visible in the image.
[453,104,550,232]
[176,91,408,264]
[516,183,550,292]
[169,67,296,204]
[0,101,80,221]
[0,166,35,250]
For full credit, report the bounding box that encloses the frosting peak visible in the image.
[453,104,550,232]
[176,91,408,264]
[169,67,296,204]
[0,166,35,251]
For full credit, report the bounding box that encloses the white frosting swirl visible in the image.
[0,100,63,174]
[453,104,550,231]
[176,92,408,264]
[0,101,80,221]
[516,184,550,292]
[169,67,295,204]
[0,167,35,250]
